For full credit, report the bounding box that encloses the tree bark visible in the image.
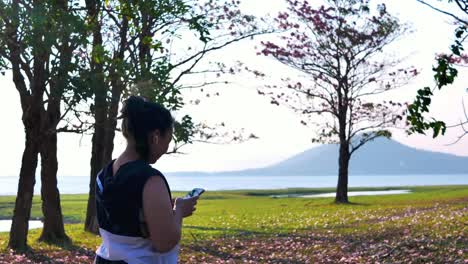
[6,0,76,249]
[85,62,123,235]
[85,126,105,234]
[85,90,121,234]
[84,70,108,233]
[38,0,72,242]
[102,14,128,162]
[84,70,109,233]
[7,5,48,246]
[38,131,69,243]
[335,141,350,203]
[84,0,106,233]
[8,131,39,250]
[103,67,126,161]
[39,69,69,243]
[336,84,350,204]
[85,0,128,233]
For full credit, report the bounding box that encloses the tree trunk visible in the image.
[103,75,124,161]
[84,0,106,234]
[103,112,117,163]
[6,0,71,249]
[335,141,350,203]
[102,15,127,163]
[85,126,105,234]
[84,0,129,233]
[7,25,45,248]
[38,131,69,243]
[84,82,124,235]
[39,2,71,240]
[85,97,120,234]
[84,69,107,234]
[8,131,39,250]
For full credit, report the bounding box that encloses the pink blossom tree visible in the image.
[258,0,415,203]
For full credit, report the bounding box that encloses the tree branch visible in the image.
[417,0,468,25]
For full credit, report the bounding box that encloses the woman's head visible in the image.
[120,96,174,163]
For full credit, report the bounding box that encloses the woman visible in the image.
[94,96,198,264]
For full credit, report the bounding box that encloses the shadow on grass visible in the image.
[4,243,95,264]
[22,250,59,263]
[333,201,370,206]
[1,246,59,263]
[187,243,308,264]
[185,222,466,263]
[184,225,268,236]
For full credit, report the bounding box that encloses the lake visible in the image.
[0,220,42,233]
[279,190,413,198]
[0,174,467,195]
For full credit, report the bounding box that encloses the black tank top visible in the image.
[96,159,172,237]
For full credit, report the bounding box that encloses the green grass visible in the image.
[0,185,463,223]
[0,186,466,262]
[182,186,468,238]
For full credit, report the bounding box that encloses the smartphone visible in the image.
[184,188,205,198]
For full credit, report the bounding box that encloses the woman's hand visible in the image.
[174,196,198,218]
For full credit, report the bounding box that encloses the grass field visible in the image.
[0,186,466,263]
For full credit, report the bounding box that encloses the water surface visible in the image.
[0,220,42,232]
[0,174,466,195]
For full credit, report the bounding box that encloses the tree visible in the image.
[258,0,414,203]
[80,0,266,233]
[0,0,87,249]
[408,0,468,141]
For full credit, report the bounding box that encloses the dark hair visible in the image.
[120,96,174,160]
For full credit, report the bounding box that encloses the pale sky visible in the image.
[1,0,467,177]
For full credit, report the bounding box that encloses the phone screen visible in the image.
[185,188,205,198]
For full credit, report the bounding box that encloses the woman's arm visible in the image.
[142,176,197,253]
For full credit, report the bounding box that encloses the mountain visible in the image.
[167,138,468,176]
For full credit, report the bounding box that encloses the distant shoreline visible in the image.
[0,185,467,197]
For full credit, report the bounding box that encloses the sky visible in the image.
[0,0,468,177]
